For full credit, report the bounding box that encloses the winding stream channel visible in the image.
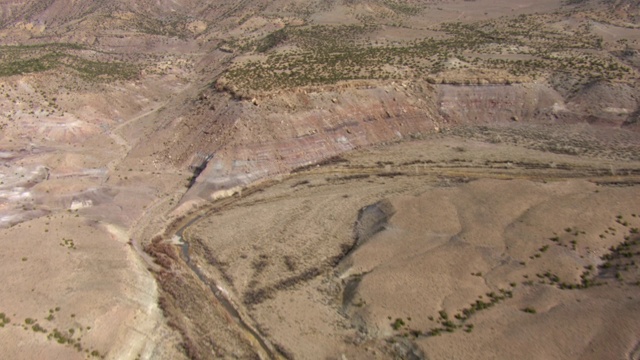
[175,214,283,359]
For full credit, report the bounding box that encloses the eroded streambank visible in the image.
[146,125,640,359]
[177,215,284,359]
[144,183,288,359]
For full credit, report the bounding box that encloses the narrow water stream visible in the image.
[175,216,280,359]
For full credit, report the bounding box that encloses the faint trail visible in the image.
[102,102,170,182]
[109,102,168,154]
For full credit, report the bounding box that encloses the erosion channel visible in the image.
[150,125,640,360]
[177,213,283,359]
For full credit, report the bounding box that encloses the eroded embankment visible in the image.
[145,238,263,359]
[175,81,638,205]
[147,126,640,359]
[176,215,283,359]
[144,182,289,360]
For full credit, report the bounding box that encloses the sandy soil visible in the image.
[0,73,190,359]
[0,0,639,359]
[164,126,640,359]
[0,212,181,359]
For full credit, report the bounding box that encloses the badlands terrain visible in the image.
[0,0,640,359]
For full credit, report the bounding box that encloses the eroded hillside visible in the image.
[0,0,639,359]
[159,126,640,359]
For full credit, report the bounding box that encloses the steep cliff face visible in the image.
[179,81,441,202]
[167,79,639,204]
[168,81,605,204]
[566,82,639,125]
[436,83,566,124]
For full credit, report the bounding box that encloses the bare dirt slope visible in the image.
[159,124,640,359]
[0,0,639,359]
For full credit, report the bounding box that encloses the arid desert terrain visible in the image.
[0,0,640,359]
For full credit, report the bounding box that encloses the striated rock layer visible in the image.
[187,84,439,201]
[169,80,637,205]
